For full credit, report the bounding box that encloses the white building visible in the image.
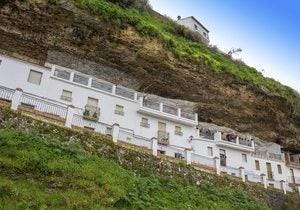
[0,53,299,193]
[177,16,210,44]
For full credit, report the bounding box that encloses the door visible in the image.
[220,149,226,166]
[157,122,168,145]
[266,163,273,180]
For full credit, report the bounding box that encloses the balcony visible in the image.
[137,97,198,126]
[157,131,170,145]
[253,151,283,162]
[215,132,254,152]
[285,153,300,168]
[83,105,100,122]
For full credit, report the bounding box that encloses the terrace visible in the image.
[215,132,255,152]
[137,97,198,126]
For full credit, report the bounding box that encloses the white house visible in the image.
[177,16,210,44]
[0,53,299,194]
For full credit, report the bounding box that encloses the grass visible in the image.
[74,0,300,113]
[0,128,268,209]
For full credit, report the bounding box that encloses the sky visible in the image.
[149,0,300,92]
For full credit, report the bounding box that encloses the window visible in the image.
[140,117,150,128]
[277,165,282,174]
[194,24,198,30]
[203,32,207,38]
[245,175,248,181]
[27,70,42,85]
[175,126,183,136]
[255,160,260,170]
[60,90,72,102]
[115,104,124,116]
[207,147,213,157]
[242,154,247,162]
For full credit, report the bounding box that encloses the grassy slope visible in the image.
[74,0,300,113]
[0,127,267,209]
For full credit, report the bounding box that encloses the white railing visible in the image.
[181,110,195,120]
[191,153,215,168]
[163,104,177,116]
[221,165,240,176]
[245,171,262,183]
[91,79,113,93]
[143,100,160,111]
[115,86,135,100]
[158,144,186,159]
[72,113,109,134]
[0,85,14,101]
[20,93,68,118]
[118,128,152,149]
[54,68,71,80]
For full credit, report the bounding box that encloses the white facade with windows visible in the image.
[0,53,300,193]
[177,16,210,44]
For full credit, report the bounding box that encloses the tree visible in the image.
[227,48,242,57]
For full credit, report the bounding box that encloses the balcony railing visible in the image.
[157,131,169,145]
[163,104,177,116]
[143,100,160,111]
[83,105,100,121]
[54,69,71,80]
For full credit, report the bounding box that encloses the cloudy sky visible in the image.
[149,0,300,92]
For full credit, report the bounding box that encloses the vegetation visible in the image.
[0,102,271,210]
[75,0,300,113]
[0,128,269,209]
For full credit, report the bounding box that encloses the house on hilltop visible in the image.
[177,16,210,44]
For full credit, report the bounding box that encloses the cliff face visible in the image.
[0,0,299,148]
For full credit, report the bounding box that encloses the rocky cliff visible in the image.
[0,0,299,149]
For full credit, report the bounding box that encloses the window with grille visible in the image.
[255,160,260,170]
[115,104,124,116]
[60,90,72,102]
[140,117,149,128]
[277,165,282,174]
[28,70,42,85]
[242,154,247,162]
[207,147,213,157]
[175,126,183,136]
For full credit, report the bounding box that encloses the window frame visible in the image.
[277,164,282,174]
[207,146,213,157]
[27,69,43,85]
[175,125,183,136]
[255,160,260,170]
[242,154,247,163]
[60,89,73,102]
[115,104,124,116]
[140,117,150,128]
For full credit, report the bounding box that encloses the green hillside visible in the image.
[0,106,270,209]
[73,0,300,113]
